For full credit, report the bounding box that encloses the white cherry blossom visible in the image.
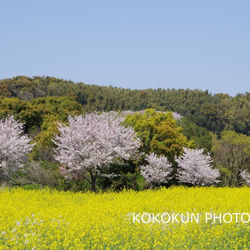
[176,148,220,186]
[0,115,33,183]
[140,153,172,187]
[53,112,141,191]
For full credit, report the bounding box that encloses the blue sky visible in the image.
[1,1,249,96]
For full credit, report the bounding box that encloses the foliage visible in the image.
[53,112,141,191]
[15,161,62,188]
[0,96,83,132]
[124,109,194,163]
[30,115,61,162]
[13,161,90,192]
[97,160,144,191]
[177,117,212,153]
[213,130,250,186]
[0,96,83,161]
[2,75,250,136]
[176,148,220,186]
[0,116,33,185]
[124,109,166,153]
[150,120,193,163]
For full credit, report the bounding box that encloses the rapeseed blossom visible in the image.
[0,187,250,249]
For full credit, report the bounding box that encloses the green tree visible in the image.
[213,130,250,186]
[151,120,192,163]
[178,117,212,153]
[124,109,194,161]
[30,114,61,162]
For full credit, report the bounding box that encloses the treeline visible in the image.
[1,75,250,190]
[1,76,250,136]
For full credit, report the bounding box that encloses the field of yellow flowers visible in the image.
[1,187,250,249]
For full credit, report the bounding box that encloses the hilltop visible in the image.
[1,75,250,136]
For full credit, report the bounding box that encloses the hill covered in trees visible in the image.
[1,75,250,190]
[1,75,250,136]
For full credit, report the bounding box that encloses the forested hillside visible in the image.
[1,75,250,136]
[1,75,250,190]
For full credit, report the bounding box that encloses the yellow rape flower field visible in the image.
[1,187,250,249]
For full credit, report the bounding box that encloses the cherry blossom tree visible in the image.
[176,148,220,186]
[240,170,250,186]
[53,112,141,191]
[0,116,33,185]
[140,153,172,188]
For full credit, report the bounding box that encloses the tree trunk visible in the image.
[90,172,96,192]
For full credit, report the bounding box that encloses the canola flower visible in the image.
[0,187,250,249]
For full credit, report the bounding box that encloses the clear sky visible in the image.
[1,1,249,96]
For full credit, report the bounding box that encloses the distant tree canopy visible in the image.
[1,76,250,136]
[0,96,83,161]
[0,96,83,131]
[177,117,212,153]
